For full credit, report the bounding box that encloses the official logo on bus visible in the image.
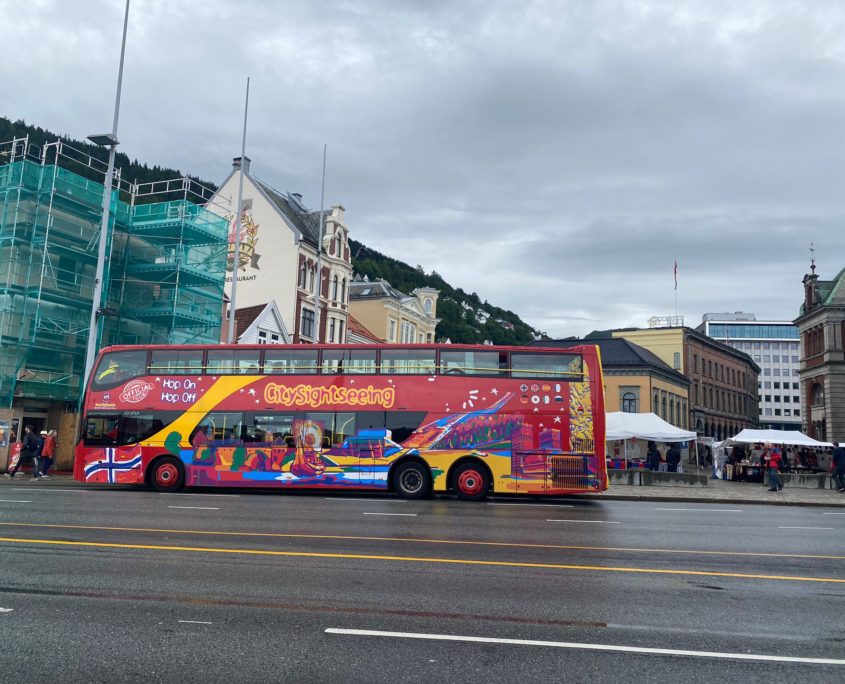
[120,379,154,404]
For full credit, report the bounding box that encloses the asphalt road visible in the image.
[0,484,843,683]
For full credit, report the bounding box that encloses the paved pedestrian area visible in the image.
[3,470,844,507]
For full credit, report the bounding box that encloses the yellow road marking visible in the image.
[0,521,842,561]
[0,536,842,583]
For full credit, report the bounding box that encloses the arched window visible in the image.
[341,278,346,303]
[424,298,432,315]
[661,396,667,419]
[653,392,659,412]
[811,384,824,406]
[298,262,306,288]
[331,275,338,301]
[669,399,675,424]
[622,392,637,413]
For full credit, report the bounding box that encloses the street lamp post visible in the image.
[82,0,130,391]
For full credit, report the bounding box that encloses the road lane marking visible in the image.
[488,503,574,508]
[178,620,212,625]
[6,488,90,493]
[0,607,14,613]
[779,526,834,530]
[0,500,32,504]
[823,512,845,515]
[1,536,842,583]
[547,520,621,524]
[167,506,220,511]
[324,498,407,503]
[362,512,417,517]
[655,508,742,513]
[2,522,843,560]
[164,493,240,498]
[324,628,845,665]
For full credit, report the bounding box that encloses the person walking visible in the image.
[5,425,40,480]
[646,441,661,471]
[765,442,783,492]
[666,444,681,473]
[39,429,57,478]
[831,441,845,492]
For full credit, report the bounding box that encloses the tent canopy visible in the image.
[723,429,832,448]
[606,412,697,442]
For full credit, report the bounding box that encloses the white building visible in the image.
[697,313,801,430]
[209,157,353,344]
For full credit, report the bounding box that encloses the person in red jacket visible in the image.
[765,442,783,492]
[38,429,57,479]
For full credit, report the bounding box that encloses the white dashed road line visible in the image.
[167,506,220,511]
[547,519,621,524]
[362,512,417,517]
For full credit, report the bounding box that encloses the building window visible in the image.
[424,298,432,314]
[331,275,339,301]
[673,352,681,370]
[298,263,306,288]
[338,320,345,343]
[388,318,397,342]
[341,278,346,304]
[258,331,267,344]
[329,317,336,343]
[622,392,637,413]
[301,308,315,339]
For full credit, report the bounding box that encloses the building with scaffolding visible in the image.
[0,136,228,470]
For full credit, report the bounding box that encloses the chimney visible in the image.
[803,273,819,311]
[232,156,251,174]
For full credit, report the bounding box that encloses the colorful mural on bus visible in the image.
[74,345,607,498]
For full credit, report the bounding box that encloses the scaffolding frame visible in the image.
[0,136,229,407]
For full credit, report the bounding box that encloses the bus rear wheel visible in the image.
[150,457,184,493]
[453,462,489,501]
[393,461,431,499]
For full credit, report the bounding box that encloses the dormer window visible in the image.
[424,298,432,314]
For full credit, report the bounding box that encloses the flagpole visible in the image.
[227,76,250,344]
[674,258,679,322]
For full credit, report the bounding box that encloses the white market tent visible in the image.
[722,429,832,448]
[606,412,697,442]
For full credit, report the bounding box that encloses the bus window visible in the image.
[385,411,427,442]
[510,352,583,379]
[380,349,436,375]
[334,412,357,446]
[440,350,503,376]
[84,412,179,446]
[149,349,203,375]
[263,348,318,374]
[321,349,344,374]
[207,350,260,375]
[198,412,245,444]
[347,349,377,374]
[244,413,299,444]
[298,413,333,449]
[92,350,148,389]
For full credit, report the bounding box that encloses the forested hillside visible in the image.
[2,116,539,344]
[351,240,539,345]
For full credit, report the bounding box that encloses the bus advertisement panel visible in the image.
[74,344,607,500]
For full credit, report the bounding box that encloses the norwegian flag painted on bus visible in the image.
[83,447,143,484]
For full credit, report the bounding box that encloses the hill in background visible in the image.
[2,115,540,344]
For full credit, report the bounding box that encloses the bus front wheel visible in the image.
[393,461,431,500]
[453,462,489,501]
[150,456,185,493]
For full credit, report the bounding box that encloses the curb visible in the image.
[580,494,845,508]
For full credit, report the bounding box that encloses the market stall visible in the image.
[605,412,697,469]
[720,429,833,482]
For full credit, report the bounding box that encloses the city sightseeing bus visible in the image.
[74,343,607,500]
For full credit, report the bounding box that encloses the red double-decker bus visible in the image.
[74,343,606,500]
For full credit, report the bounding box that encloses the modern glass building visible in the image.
[697,313,801,430]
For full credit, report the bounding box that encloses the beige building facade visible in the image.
[348,277,439,343]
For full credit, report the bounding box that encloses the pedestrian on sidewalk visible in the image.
[764,442,783,492]
[666,444,681,473]
[831,441,845,492]
[646,441,661,471]
[5,425,40,480]
[39,429,57,478]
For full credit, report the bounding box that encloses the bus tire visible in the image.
[393,461,431,500]
[149,456,185,493]
[453,462,489,501]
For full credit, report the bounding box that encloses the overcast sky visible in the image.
[4,0,844,337]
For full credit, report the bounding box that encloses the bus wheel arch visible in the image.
[389,457,432,499]
[449,458,492,501]
[146,455,185,493]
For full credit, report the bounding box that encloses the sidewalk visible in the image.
[4,470,845,507]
